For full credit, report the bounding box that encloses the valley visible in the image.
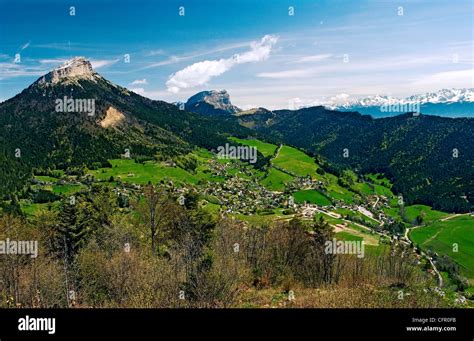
[0,58,472,309]
[15,135,474,304]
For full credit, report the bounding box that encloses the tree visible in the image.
[135,184,176,255]
[312,216,336,284]
[58,201,86,263]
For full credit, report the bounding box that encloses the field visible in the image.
[325,174,356,203]
[293,189,331,206]
[51,184,87,195]
[90,159,203,185]
[404,205,449,224]
[20,201,61,217]
[272,145,319,177]
[410,215,474,279]
[366,173,393,188]
[261,168,294,191]
[229,137,278,157]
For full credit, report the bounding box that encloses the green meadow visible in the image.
[404,205,449,224]
[272,145,319,177]
[229,137,278,157]
[261,168,294,191]
[293,189,332,206]
[410,215,474,279]
[90,159,202,185]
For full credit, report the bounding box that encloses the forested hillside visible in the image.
[243,107,474,212]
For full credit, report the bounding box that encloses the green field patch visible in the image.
[90,159,200,185]
[200,201,221,214]
[52,184,87,195]
[335,231,363,242]
[351,182,373,196]
[229,137,277,157]
[20,201,60,217]
[372,184,394,197]
[366,173,393,188]
[261,168,294,192]
[404,205,449,224]
[272,145,318,177]
[35,175,59,183]
[410,215,474,279]
[324,174,355,203]
[293,189,331,206]
[383,207,403,220]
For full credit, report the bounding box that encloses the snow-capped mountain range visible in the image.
[321,88,474,109]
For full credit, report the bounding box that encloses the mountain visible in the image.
[0,58,250,198]
[321,88,474,118]
[234,107,275,129]
[185,90,241,116]
[321,88,474,108]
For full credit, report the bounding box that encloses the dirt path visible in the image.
[440,213,468,221]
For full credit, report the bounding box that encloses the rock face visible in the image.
[99,106,126,128]
[37,57,97,85]
[234,107,275,129]
[185,90,241,116]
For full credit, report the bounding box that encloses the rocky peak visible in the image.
[186,90,241,114]
[36,57,97,86]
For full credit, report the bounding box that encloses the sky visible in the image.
[0,0,473,109]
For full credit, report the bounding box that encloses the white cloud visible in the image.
[20,42,30,51]
[166,35,278,93]
[292,54,332,63]
[129,87,146,94]
[257,69,317,79]
[0,62,46,79]
[38,58,68,64]
[410,69,474,90]
[129,87,177,100]
[145,49,166,56]
[140,41,254,71]
[90,59,119,69]
[131,78,148,85]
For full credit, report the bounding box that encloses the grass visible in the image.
[293,189,331,206]
[272,145,318,177]
[410,215,474,279]
[35,175,59,183]
[351,182,373,196]
[366,173,393,188]
[52,184,87,195]
[404,205,449,224]
[200,201,221,214]
[229,137,278,157]
[324,173,355,204]
[90,159,202,185]
[372,184,394,197]
[20,201,60,217]
[336,231,363,242]
[261,168,293,192]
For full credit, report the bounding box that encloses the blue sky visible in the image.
[0,0,473,108]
